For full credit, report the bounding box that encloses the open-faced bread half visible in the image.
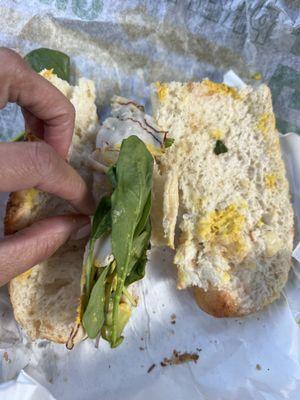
[5,70,99,343]
[151,80,294,317]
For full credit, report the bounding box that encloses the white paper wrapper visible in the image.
[0,370,55,400]
[1,2,300,400]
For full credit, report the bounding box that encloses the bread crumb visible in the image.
[170,313,176,324]
[147,364,156,373]
[160,350,199,367]
[3,352,9,362]
[256,364,261,370]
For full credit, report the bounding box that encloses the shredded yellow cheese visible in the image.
[18,268,33,280]
[197,204,247,257]
[155,82,169,102]
[210,130,224,140]
[265,174,277,188]
[256,113,275,135]
[216,267,231,283]
[202,79,240,99]
[40,68,54,79]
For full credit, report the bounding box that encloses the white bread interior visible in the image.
[151,80,294,316]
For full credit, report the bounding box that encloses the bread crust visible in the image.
[9,278,66,344]
[5,191,32,234]
[193,287,243,318]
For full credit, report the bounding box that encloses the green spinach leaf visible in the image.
[82,264,110,339]
[125,255,148,286]
[134,192,151,237]
[91,196,111,240]
[25,48,70,82]
[164,137,175,148]
[10,131,25,142]
[106,165,117,188]
[214,140,228,155]
[126,220,151,284]
[83,136,153,346]
[110,136,153,347]
[101,303,131,346]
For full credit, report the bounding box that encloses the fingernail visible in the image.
[71,223,91,240]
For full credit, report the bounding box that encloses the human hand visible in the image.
[0,48,94,285]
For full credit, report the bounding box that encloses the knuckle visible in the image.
[0,48,26,79]
[0,48,22,64]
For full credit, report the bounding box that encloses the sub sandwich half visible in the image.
[151,80,294,317]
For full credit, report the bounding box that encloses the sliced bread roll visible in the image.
[5,70,99,343]
[151,80,294,316]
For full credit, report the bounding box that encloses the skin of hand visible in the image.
[0,47,95,286]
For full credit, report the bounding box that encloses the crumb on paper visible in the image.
[196,348,202,352]
[160,350,199,367]
[141,337,144,341]
[256,364,261,371]
[147,363,156,373]
[171,313,176,324]
[3,352,9,362]
[48,378,53,384]
[139,347,145,351]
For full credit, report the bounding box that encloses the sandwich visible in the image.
[5,48,294,348]
[151,80,294,317]
[5,49,165,347]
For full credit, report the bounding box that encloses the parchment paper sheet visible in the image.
[0,2,300,399]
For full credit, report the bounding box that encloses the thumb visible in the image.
[0,214,90,286]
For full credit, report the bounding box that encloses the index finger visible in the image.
[0,47,74,159]
[0,142,95,215]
